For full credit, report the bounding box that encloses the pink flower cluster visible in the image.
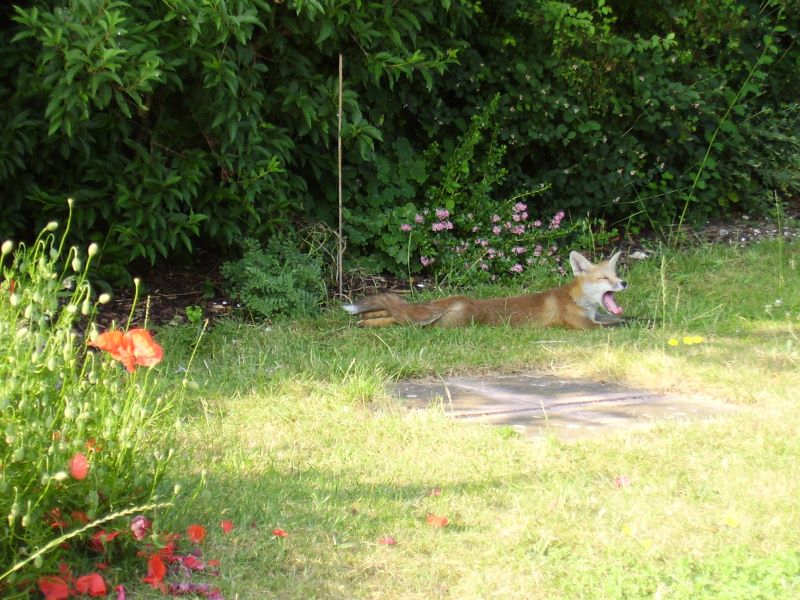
[550,210,565,229]
[432,221,453,232]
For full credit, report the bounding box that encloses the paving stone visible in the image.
[392,374,735,440]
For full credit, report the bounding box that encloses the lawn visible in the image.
[138,240,800,599]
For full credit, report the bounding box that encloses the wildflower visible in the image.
[683,335,704,345]
[492,226,501,235]
[511,225,525,235]
[513,202,527,213]
[69,452,89,480]
[533,220,542,227]
[400,224,412,232]
[435,208,449,220]
[614,475,632,488]
[510,264,524,273]
[130,515,152,541]
[272,528,288,538]
[512,246,526,255]
[187,524,207,544]
[533,245,543,257]
[491,214,501,223]
[513,214,521,222]
[550,211,565,229]
[221,520,234,534]
[378,535,397,545]
[420,256,432,267]
[89,328,163,373]
[414,213,424,224]
[667,338,679,346]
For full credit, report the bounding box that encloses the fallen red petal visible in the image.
[221,519,234,534]
[272,528,288,538]
[38,576,70,600]
[426,514,449,528]
[378,535,397,546]
[614,475,632,488]
[75,572,107,597]
[143,554,167,588]
[187,524,207,544]
[130,515,152,541]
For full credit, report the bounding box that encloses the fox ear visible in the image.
[608,250,621,268]
[569,251,593,275]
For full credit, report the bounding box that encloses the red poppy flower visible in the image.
[186,524,207,544]
[38,576,69,600]
[221,520,234,534]
[75,573,107,597]
[115,585,127,600]
[89,328,163,373]
[69,452,89,480]
[143,554,167,589]
[426,514,449,528]
[272,528,288,538]
[130,515,152,541]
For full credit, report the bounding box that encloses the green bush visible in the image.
[221,236,327,320]
[1,1,797,278]
[0,213,177,589]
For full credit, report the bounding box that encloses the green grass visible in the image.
[139,240,799,599]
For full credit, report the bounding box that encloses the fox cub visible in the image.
[343,251,627,329]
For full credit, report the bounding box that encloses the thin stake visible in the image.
[337,53,344,298]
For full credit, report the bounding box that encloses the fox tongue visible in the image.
[603,292,623,315]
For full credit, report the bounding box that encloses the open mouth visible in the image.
[602,292,624,315]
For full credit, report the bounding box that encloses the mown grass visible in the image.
[140,240,798,599]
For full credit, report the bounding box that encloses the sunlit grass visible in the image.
[137,239,800,599]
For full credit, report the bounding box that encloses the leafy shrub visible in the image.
[0,0,469,274]
[221,236,327,321]
[1,1,797,277]
[0,213,179,590]
[351,95,617,285]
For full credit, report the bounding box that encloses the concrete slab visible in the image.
[392,374,734,440]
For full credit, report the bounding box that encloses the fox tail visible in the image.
[342,293,444,327]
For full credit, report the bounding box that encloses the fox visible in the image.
[343,250,628,329]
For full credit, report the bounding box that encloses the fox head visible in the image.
[569,251,627,316]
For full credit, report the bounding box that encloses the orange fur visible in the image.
[343,251,628,329]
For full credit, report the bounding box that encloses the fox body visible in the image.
[343,251,627,329]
